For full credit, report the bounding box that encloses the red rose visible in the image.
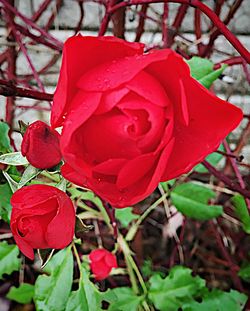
[21,120,62,169]
[89,248,118,280]
[10,184,75,260]
[52,36,242,208]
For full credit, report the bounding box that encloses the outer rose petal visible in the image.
[60,91,101,177]
[89,249,106,261]
[46,191,75,249]
[10,184,60,210]
[13,234,34,260]
[51,36,144,128]
[61,163,87,186]
[86,139,174,208]
[161,78,243,180]
[77,49,172,92]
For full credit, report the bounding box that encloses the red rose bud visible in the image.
[53,36,243,207]
[10,184,75,260]
[21,121,62,169]
[89,248,118,280]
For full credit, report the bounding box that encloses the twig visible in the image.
[0,79,53,101]
[202,160,250,199]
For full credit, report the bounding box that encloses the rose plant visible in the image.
[52,36,242,208]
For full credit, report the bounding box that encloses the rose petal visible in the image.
[91,261,111,280]
[89,249,106,262]
[51,36,144,128]
[94,88,129,115]
[10,185,60,210]
[117,93,168,152]
[85,139,174,208]
[146,51,191,126]
[61,163,87,186]
[116,153,156,189]
[20,213,56,249]
[46,191,75,249]
[60,91,101,176]
[93,158,127,175]
[161,78,243,180]
[77,49,172,92]
[126,70,170,107]
[76,108,141,164]
[13,234,34,260]
[105,252,118,268]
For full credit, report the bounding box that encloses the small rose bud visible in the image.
[89,248,118,280]
[21,121,62,169]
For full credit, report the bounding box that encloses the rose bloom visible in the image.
[52,36,242,208]
[21,120,62,169]
[10,184,75,260]
[89,248,118,280]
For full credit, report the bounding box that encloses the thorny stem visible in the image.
[0,79,53,101]
[222,139,250,211]
[108,0,250,63]
[202,160,250,199]
[209,220,243,291]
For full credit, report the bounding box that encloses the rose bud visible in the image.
[21,120,62,169]
[89,248,118,280]
[10,184,75,260]
[52,36,243,208]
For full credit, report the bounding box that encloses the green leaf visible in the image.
[66,265,103,311]
[148,266,206,311]
[183,289,247,311]
[18,164,42,188]
[199,65,227,89]
[2,171,18,192]
[0,122,11,153]
[116,207,139,228]
[34,247,73,311]
[238,261,250,282]
[171,182,223,220]
[103,287,143,311]
[195,144,225,173]
[0,241,21,280]
[231,195,250,234]
[0,152,29,166]
[7,283,34,304]
[187,56,227,89]
[55,177,67,192]
[0,183,12,222]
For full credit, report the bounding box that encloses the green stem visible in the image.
[72,242,82,280]
[126,193,168,241]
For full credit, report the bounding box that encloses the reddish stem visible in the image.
[209,221,243,292]
[223,139,250,211]
[135,4,148,42]
[0,79,53,101]
[0,0,63,49]
[108,0,250,63]
[162,3,169,47]
[202,160,250,199]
